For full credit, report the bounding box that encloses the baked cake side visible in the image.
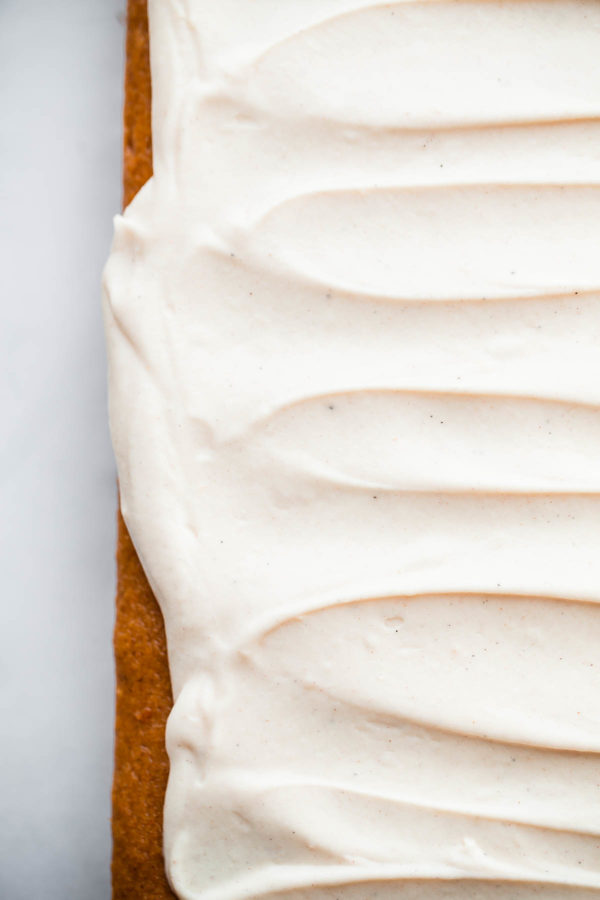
[112,1,174,897]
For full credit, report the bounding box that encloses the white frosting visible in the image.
[103,1,600,897]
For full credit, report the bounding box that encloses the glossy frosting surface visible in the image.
[104,1,600,897]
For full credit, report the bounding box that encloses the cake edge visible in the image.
[112,1,176,897]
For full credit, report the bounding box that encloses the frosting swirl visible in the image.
[104,1,600,897]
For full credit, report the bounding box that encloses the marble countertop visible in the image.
[0,1,126,895]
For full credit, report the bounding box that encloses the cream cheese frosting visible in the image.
[103,1,600,897]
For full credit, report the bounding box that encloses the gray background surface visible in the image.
[0,0,126,896]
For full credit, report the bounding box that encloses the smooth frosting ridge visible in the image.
[103,1,600,897]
